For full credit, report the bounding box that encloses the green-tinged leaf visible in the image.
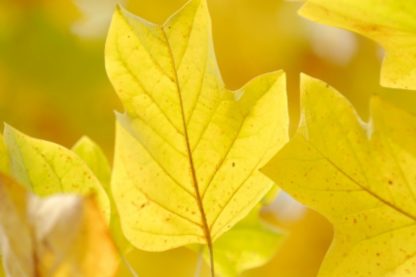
[72,136,112,187]
[299,0,416,90]
[204,206,283,277]
[0,134,9,175]
[106,1,288,272]
[263,74,416,276]
[0,174,118,277]
[3,125,111,221]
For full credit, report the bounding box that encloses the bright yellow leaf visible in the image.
[263,74,416,276]
[3,125,111,221]
[0,174,118,277]
[299,0,416,90]
[105,0,288,270]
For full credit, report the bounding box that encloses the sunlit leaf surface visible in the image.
[263,75,416,276]
[106,1,288,271]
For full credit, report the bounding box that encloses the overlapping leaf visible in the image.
[106,0,288,268]
[0,174,118,277]
[3,125,111,221]
[299,0,416,90]
[205,206,282,277]
[263,75,416,276]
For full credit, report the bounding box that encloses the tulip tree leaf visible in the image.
[299,0,416,90]
[0,174,118,277]
[105,0,288,271]
[263,75,416,276]
[3,125,111,221]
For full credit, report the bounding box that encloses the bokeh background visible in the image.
[1,0,416,276]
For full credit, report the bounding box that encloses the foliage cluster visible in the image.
[0,0,415,276]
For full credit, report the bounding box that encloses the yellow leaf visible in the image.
[263,74,416,276]
[0,174,118,277]
[71,135,127,245]
[3,125,111,221]
[299,0,416,90]
[205,206,283,277]
[105,0,288,270]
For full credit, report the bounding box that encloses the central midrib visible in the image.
[160,28,215,275]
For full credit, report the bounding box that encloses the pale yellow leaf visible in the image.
[3,125,111,221]
[263,75,416,276]
[106,0,288,262]
[299,0,416,90]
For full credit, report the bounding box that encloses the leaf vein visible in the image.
[120,119,196,199]
[305,137,416,222]
[115,35,183,135]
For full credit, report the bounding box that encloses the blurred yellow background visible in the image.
[1,0,415,276]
